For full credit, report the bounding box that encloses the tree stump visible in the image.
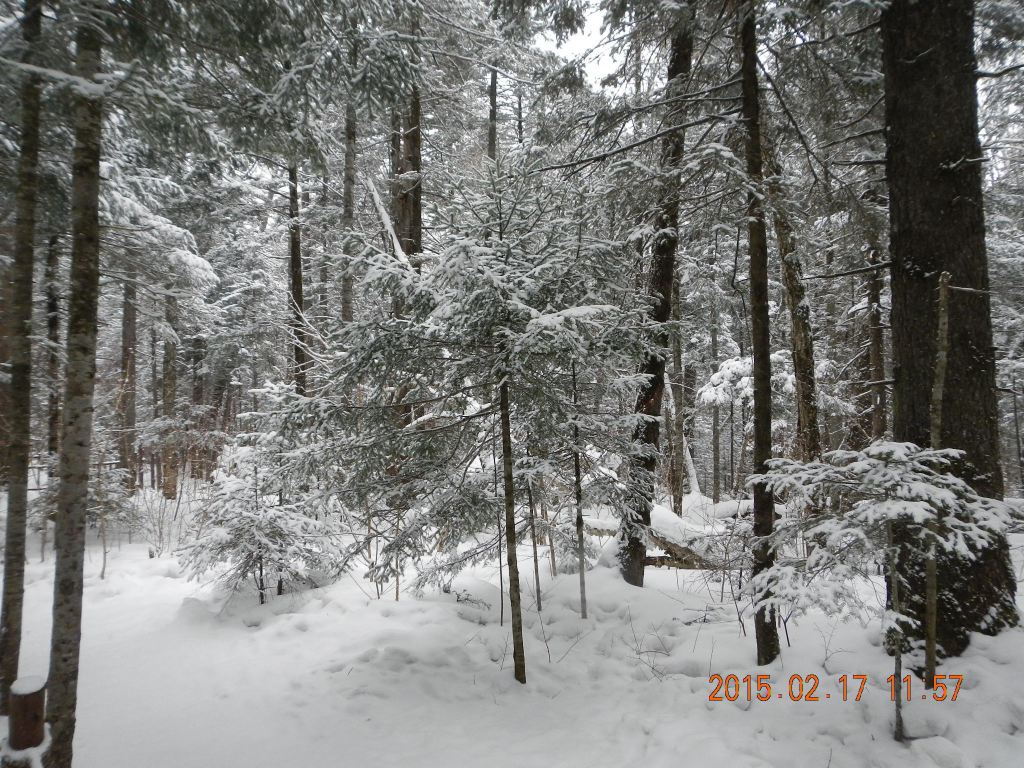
[7,676,46,750]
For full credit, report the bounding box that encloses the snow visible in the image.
[3,526,1024,767]
[9,676,45,696]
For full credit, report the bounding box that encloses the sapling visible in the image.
[750,441,1011,740]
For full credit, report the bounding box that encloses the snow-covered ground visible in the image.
[3,522,1024,768]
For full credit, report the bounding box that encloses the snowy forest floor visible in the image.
[3,523,1024,767]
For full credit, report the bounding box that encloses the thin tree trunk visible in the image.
[0,0,43,716]
[711,309,721,504]
[541,486,556,578]
[925,271,951,689]
[45,235,62,459]
[118,275,137,490]
[867,256,887,441]
[882,0,1017,658]
[669,269,687,513]
[527,480,542,612]
[150,325,160,490]
[487,66,497,163]
[1013,373,1023,492]
[341,48,357,324]
[621,6,693,587]
[740,0,781,666]
[402,87,422,264]
[499,380,526,684]
[288,163,308,394]
[161,296,178,499]
[44,15,104,768]
[189,336,205,479]
[42,236,61,562]
[767,159,821,463]
[571,361,588,618]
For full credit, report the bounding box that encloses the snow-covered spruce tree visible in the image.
[749,442,1012,649]
[239,147,651,648]
[750,440,1013,738]
[178,447,342,603]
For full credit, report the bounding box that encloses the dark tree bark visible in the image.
[288,163,308,394]
[769,180,821,463]
[189,335,207,479]
[340,46,357,325]
[850,248,887,449]
[882,0,1017,657]
[486,63,526,681]
[669,269,688,512]
[710,307,721,504]
[621,6,693,587]
[118,275,137,490]
[401,86,422,264]
[571,361,588,618]
[44,15,104,768]
[739,0,781,665]
[487,66,498,162]
[160,295,178,499]
[499,380,527,684]
[0,0,43,716]
[150,325,160,489]
[45,236,62,458]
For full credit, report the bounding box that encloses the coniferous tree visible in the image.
[0,0,43,714]
[881,0,1018,657]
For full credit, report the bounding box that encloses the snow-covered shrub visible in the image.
[178,450,342,602]
[748,441,1011,624]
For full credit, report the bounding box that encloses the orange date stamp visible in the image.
[708,673,963,702]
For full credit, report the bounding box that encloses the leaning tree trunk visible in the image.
[881,0,1017,658]
[766,155,821,463]
[0,0,43,716]
[739,0,781,665]
[621,6,693,587]
[45,15,104,768]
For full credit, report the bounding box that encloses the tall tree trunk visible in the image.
[288,163,308,394]
[402,86,422,264]
[766,158,821,463]
[571,361,588,618]
[850,248,887,449]
[486,63,525,678]
[341,49,357,324]
[499,380,527,684]
[866,256,887,441]
[150,325,160,489]
[740,0,781,665]
[118,275,137,490]
[0,0,43,716]
[882,0,1017,657]
[669,268,688,513]
[487,66,498,162]
[710,306,721,503]
[620,6,693,587]
[46,235,62,458]
[189,335,206,479]
[161,296,178,500]
[45,15,104,768]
